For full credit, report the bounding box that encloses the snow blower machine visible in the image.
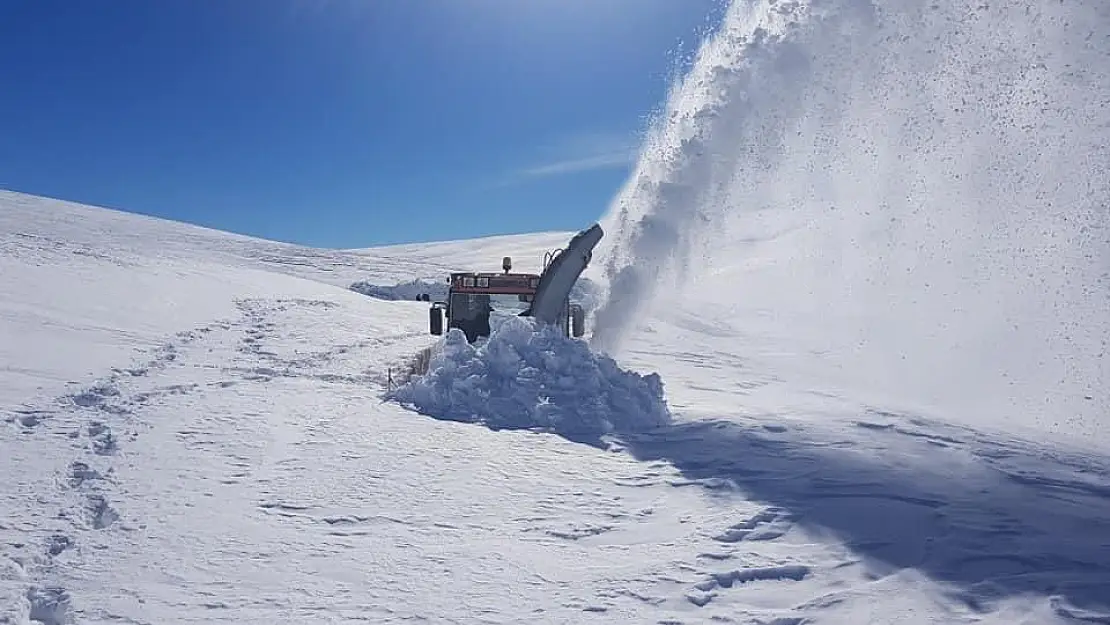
[427,223,604,344]
[395,223,603,381]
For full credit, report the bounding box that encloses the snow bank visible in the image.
[388,316,671,439]
[349,278,447,301]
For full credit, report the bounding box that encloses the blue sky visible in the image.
[0,0,726,247]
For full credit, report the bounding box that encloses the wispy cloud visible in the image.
[511,132,642,182]
[518,149,638,177]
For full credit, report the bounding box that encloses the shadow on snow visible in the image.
[612,417,1110,616]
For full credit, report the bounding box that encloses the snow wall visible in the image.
[388,316,671,442]
[589,0,1109,441]
[349,278,447,302]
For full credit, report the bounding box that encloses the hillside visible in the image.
[3,191,1108,624]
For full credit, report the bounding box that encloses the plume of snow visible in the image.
[589,0,1110,436]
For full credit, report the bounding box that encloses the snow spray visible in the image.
[590,0,1109,437]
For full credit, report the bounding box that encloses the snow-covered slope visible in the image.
[4,190,1109,625]
[0,190,431,289]
[3,0,1109,620]
[2,192,667,624]
[362,231,576,276]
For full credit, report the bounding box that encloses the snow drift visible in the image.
[589,0,1110,443]
[388,317,672,441]
[349,278,447,302]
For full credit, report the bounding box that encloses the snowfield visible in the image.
[3,189,1108,625]
[3,0,1109,621]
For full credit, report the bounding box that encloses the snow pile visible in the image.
[388,316,671,439]
[349,278,447,302]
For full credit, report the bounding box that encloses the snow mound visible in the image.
[349,278,447,302]
[388,316,671,440]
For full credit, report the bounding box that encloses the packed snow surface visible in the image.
[389,319,671,441]
[3,0,1110,621]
